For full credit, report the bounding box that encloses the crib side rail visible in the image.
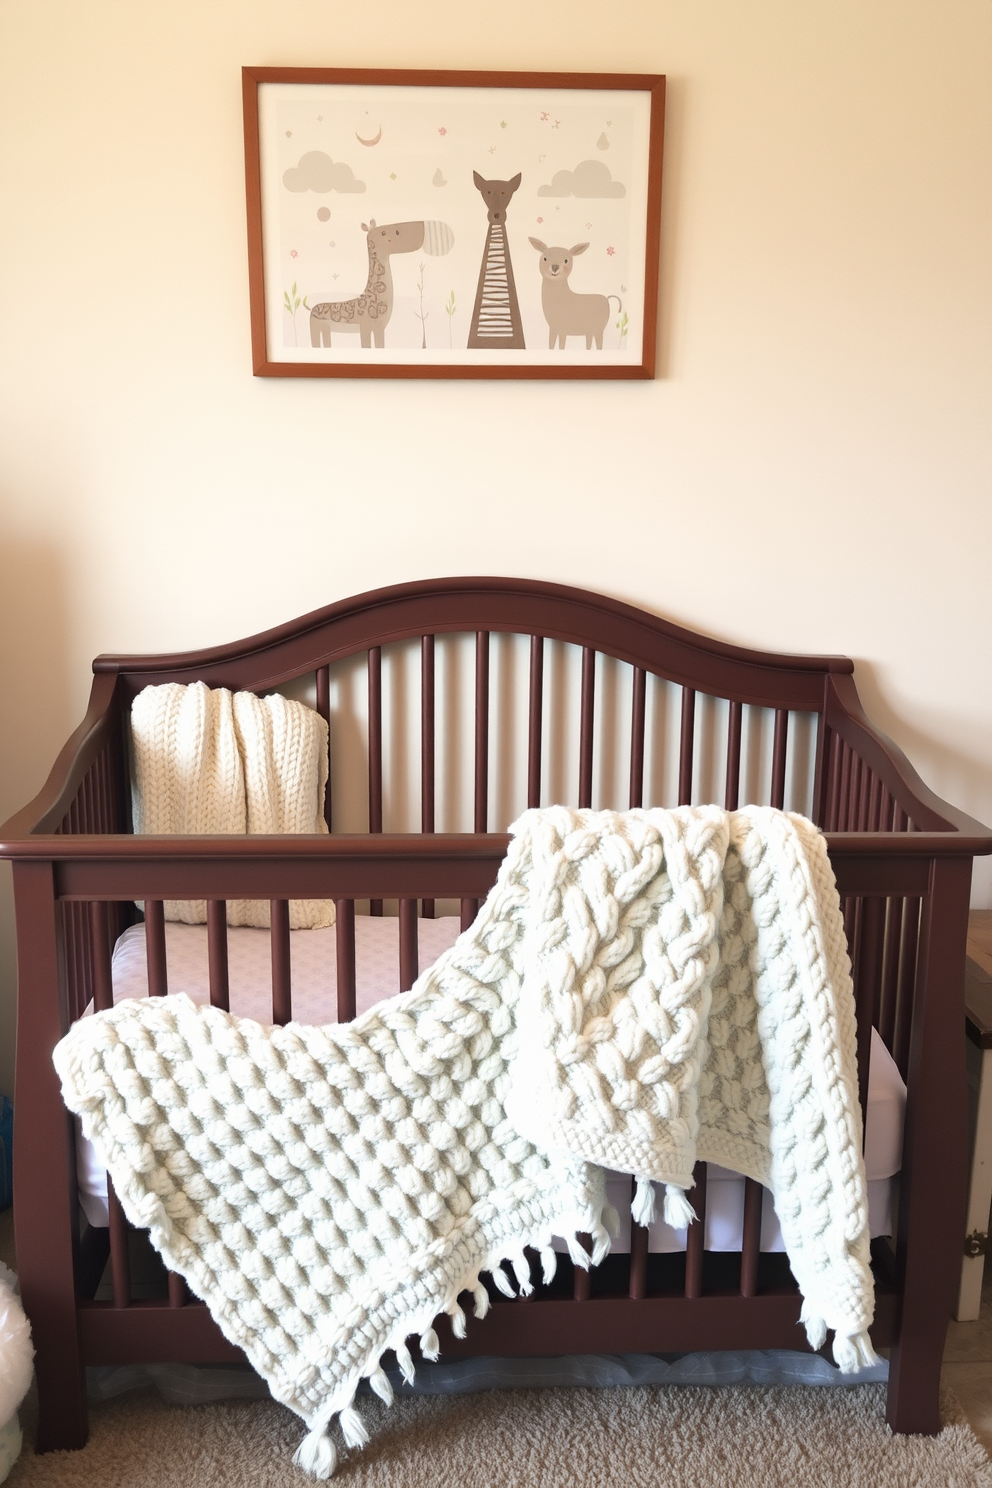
[820,671,990,839]
[6,827,977,1441]
[0,673,126,840]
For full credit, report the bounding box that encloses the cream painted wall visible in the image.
[1,1,990,1099]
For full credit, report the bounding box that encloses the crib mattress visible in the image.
[75,917,905,1254]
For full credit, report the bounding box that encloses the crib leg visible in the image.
[885,858,971,1436]
[12,861,89,1452]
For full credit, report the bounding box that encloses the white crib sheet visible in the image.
[75,917,905,1254]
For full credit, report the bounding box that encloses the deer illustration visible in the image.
[310,219,453,349]
[467,172,525,350]
[528,239,621,351]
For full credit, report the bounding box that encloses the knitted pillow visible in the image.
[130,681,334,929]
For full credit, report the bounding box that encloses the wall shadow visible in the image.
[0,533,72,1098]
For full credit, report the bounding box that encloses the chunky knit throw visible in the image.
[54,807,876,1480]
[130,682,333,929]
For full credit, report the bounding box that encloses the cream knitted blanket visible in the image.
[131,682,333,929]
[54,807,876,1480]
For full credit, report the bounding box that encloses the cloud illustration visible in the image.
[282,152,366,194]
[537,159,626,199]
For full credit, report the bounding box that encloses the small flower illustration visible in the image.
[290,248,298,258]
[606,246,615,256]
[536,216,544,224]
[438,126,447,136]
[540,111,549,122]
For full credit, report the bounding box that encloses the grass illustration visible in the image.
[283,283,310,346]
[414,262,429,349]
[616,308,629,351]
[445,290,456,348]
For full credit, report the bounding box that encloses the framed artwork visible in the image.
[242,68,665,379]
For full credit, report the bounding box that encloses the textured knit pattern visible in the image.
[54,806,875,1479]
[130,682,333,929]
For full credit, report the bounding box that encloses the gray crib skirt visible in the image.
[86,1348,888,1407]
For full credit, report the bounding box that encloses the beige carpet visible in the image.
[7,1381,992,1487]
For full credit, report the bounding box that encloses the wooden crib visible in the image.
[2,575,989,1455]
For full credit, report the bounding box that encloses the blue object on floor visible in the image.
[0,1098,12,1211]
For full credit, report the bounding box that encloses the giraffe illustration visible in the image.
[467,172,525,350]
[310,218,453,349]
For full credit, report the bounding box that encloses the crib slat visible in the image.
[316,663,332,831]
[855,897,885,1120]
[475,631,489,833]
[573,1237,591,1301]
[771,710,788,810]
[684,1164,707,1298]
[144,900,168,997]
[725,700,742,811]
[335,899,356,1022]
[107,1179,131,1310]
[460,898,479,932]
[678,688,696,806]
[578,647,596,810]
[629,667,646,809]
[422,635,435,918]
[740,1178,763,1297]
[271,899,292,1026]
[528,635,544,810]
[629,1176,649,1299]
[168,1273,187,1308]
[399,899,419,993]
[879,896,902,1049]
[868,773,883,833]
[207,900,230,1012]
[894,897,921,1078]
[838,741,856,833]
[89,901,114,1013]
[368,647,383,916]
[857,760,872,832]
[826,730,842,831]
[851,756,864,830]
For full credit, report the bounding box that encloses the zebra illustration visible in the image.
[467,172,525,350]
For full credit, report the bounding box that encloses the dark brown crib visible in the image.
[2,576,989,1454]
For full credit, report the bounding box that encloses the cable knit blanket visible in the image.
[131,681,333,929]
[54,806,876,1479]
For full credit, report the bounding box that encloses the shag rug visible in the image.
[8,1382,992,1488]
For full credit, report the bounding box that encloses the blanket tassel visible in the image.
[832,1330,881,1374]
[420,1327,440,1361]
[293,1427,338,1480]
[491,1264,517,1297]
[369,1366,394,1405]
[799,1300,827,1353]
[395,1344,416,1385]
[472,1282,491,1319]
[540,1246,558,1285]
[631,1176,656,1227]
[662,1184,697,1231]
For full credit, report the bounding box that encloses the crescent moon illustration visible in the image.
[355,126,382,146]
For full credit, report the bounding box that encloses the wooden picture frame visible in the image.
[243,68,665,379]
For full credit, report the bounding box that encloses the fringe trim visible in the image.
[292,1222,605,1478]
[799,1301,880,1374]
